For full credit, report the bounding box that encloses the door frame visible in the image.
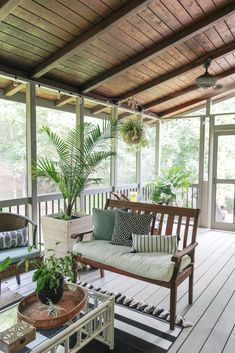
[211,127,235,231]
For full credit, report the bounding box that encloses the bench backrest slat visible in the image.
[105,199,200,248]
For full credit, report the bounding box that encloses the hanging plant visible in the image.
[120,119,148,147]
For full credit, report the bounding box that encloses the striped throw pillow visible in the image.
[132,234,178,254]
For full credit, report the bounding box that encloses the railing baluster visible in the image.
[89,195,91,215]
[38,202,42,247]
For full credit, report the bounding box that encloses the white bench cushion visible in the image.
[73,240,191,282]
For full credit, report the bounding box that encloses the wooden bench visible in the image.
[72,199,200,330]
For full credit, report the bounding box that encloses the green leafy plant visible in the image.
[163,166,190,190]
[150,177,176,205]
[150,166,190,205]
[32,254,73,293]
[0,257,11,272]
[40,298,66,317]
[20,245,79,294]
[120,119,148,148]
[32,119,119,218]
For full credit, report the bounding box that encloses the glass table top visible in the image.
[0,284,110,353]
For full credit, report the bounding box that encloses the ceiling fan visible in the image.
[195,58,222,89]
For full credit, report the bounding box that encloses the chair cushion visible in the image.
[132,234,178,254]
[0,247,41,265]
[0,228,28,250]
[111,210,153,247]
[73,240,191,282]
[92,208,126,241]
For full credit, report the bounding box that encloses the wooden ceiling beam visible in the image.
[144,66,235,110]
[91,104,109,115]
[118,41,235,102]
[0,63,160,120]
[31,0,152,79]
[144,86,198,110]
[4,82,25,96]
[0,0,23,21]
[159,83,235,118]
[55,95,75,108]
[80,2,235,94]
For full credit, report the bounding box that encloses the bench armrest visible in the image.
[71,229,93,240]
[171,242,198,263]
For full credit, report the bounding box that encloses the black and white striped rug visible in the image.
[77,281,191,353]
[80,305,182,353]
[78,281,192,328]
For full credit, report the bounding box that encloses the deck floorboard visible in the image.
[3,228,235,353]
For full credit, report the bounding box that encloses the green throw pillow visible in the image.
[92,208,116,241]
[111,210,153,247]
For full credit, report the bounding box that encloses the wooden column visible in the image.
[26,82,37,245]
[76,96,84,126]
[76,96,85,211]
[155,120,161,178]
[110,107,118,192]
[198,116,205,211]
[207,99,214,228]
[136,113,142,194]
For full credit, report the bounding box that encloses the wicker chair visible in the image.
[0,213,41,292]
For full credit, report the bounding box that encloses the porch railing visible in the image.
[0,183,198,243]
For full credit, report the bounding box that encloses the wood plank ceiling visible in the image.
[0,0,235,119]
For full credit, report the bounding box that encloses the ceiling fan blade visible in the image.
[214,83,223,89]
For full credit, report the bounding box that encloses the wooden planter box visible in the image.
[42,213,92,257]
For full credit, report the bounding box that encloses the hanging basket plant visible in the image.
[120,119,148,147]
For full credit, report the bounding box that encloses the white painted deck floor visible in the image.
[3,228,235,353]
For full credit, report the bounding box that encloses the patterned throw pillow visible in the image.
[0,227,28,250]
[111,210,153,247]
[132,234,178,254]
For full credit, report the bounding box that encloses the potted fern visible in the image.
[33,119,118,256]
[120,119,147,146]
[149,166,190,206]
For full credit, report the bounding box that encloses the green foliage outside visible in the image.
[160,118,200,184]
[0,100,26,199]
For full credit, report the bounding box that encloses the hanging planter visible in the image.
[120,119,147,146]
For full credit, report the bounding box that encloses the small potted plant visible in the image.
[22,246,77,304]
[120,119,147,146]
[149,166,190,205]
[150,177,176,205]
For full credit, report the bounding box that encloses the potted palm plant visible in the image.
[33,119,118,256]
